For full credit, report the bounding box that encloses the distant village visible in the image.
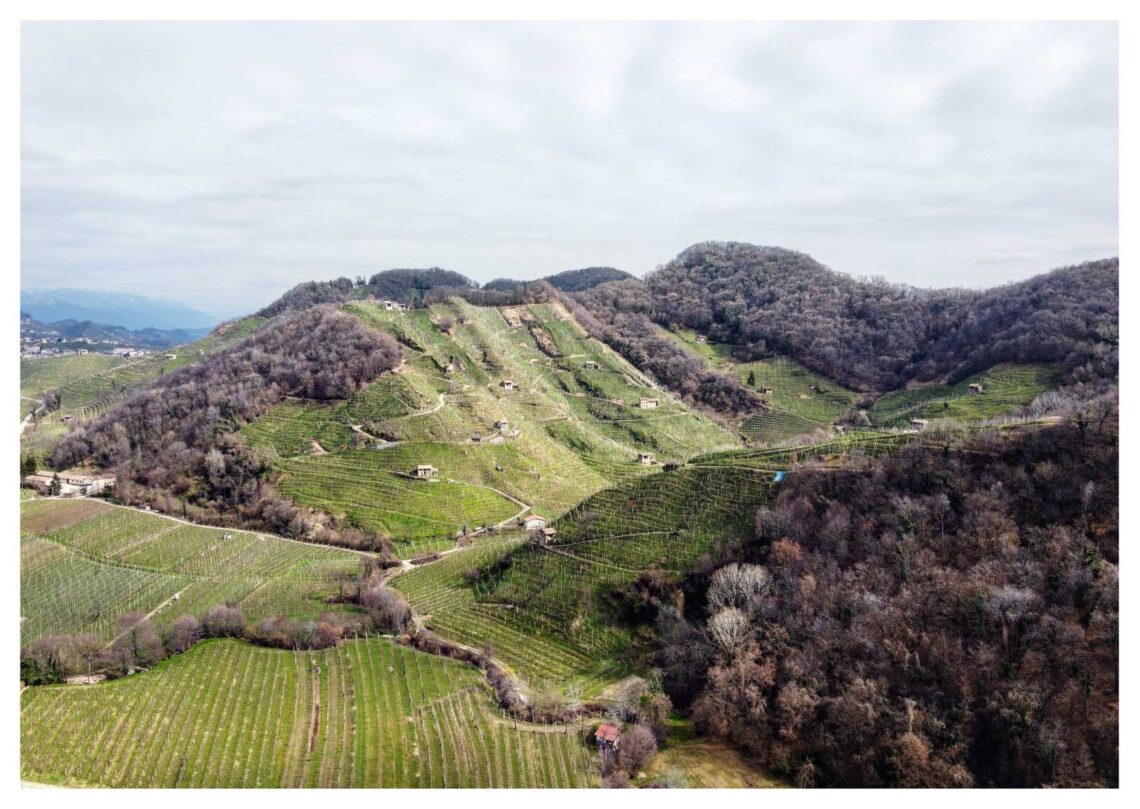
[19,326,152,360]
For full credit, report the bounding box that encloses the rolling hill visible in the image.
[19,246,1118,789]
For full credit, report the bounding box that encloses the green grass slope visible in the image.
[868,364,1060,428]
[660,328,861,443]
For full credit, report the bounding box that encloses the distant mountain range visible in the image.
[21,288,219,331]
[20,312,210,348]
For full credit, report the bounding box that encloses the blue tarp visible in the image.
[774,471,786,482]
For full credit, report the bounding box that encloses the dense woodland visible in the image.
[645,417,1118,787]
[620,242,1118,391]
[258,268,475,317]
[484,266,634,293]
[51,306,401,544]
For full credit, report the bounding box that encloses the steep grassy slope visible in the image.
[660,327,861,443]
[20,498,362,644]
[243,299,739,554]
[867,364,1060,427]
[21,638,598,787]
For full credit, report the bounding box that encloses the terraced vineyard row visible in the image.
[20,499,362,643]
[21,638,599,787]
[395,461,779,696]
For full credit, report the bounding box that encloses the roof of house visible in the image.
[523,514,547,523]
[595,723,621,743]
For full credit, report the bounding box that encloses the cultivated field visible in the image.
[21,637,600,788]
[20,498,363,644]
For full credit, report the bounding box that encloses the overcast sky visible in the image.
[22,21,1118,318]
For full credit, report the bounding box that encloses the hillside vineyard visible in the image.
[20,245,1118,788]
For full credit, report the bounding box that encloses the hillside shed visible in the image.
[638,398,659,409]
[494,419,509,433]
[637,451,656,465]
[911,419,929,431]
[969,383,985,394]
[583,360,600,370]
[695,334,708,343]
[413,464,440,479]
[521,514,548,530]
[595,723,621,752]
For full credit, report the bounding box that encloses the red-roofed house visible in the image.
[595,723,621,753]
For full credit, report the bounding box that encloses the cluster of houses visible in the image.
[23,470,116,496]
[21,344,92,359]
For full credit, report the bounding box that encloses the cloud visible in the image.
[21,21,1118,315]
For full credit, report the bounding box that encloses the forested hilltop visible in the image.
[574,242,1118,393]
[259,268,476,317]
